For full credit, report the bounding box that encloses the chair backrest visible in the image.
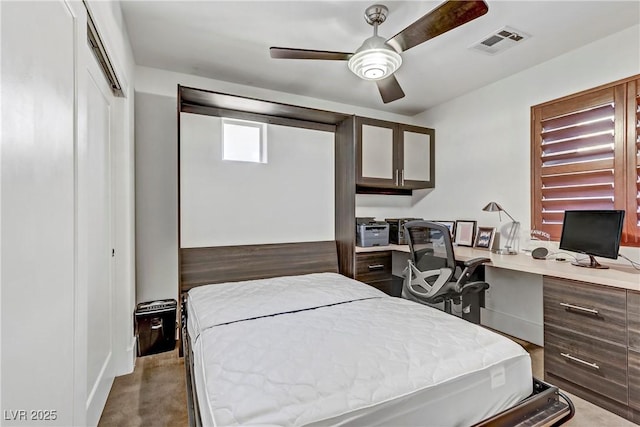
[404,221,456,272]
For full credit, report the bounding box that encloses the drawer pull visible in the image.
[368,264,385,271]
[559,302,599,315]
[560,352,600,370]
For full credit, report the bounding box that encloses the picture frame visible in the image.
[434,221,455,239]
[454,220,476,247]
[474,226,496,250]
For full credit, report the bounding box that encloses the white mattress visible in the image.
[187,273,532,426]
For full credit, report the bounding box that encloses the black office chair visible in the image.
[402,220,490,315]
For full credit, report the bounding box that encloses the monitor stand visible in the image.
[571,255,609,269]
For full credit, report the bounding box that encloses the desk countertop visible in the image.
[356,244,640,292]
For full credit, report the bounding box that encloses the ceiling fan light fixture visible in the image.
[348,36,402,81]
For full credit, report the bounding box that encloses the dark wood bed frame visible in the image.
[179,241,574,427]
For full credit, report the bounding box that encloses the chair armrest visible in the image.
[457,257,491,291]
[459,280,490,295]
[463,257,491,268]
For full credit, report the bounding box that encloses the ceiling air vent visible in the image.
[470,26,530,55]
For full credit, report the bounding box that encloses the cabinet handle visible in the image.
[560,352,600,370]
[560,302,599,315]
[395,170,399,186]
[368,264,385,271]
[401,169,404,186]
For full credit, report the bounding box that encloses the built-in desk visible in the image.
[356,244,640,292]
[357,244,640,422]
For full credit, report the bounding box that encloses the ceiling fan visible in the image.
[270,1,488,104]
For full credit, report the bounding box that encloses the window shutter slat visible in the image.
[541,169,614,187]
[542,132,614,155]
[542,104,614,131]
[541,159,614,176]
[542,183,614,200]
[542,145,613,166]
[542,119,614,145]
[542,198,614,212]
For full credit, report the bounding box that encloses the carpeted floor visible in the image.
[99,339,636,426]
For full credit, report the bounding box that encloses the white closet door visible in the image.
[81,32,116,427]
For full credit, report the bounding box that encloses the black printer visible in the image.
[356,217,390,247]
[385,218,423,245]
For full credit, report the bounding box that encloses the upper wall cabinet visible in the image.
[356,116,434,193]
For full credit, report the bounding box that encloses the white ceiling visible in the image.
[120,1,640,116]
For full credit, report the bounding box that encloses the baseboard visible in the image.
[481,308,543,346]
[86,351,114,426]
[125,335,137,373]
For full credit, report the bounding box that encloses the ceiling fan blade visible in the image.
[376,75,405,104]
[386,0,489,53]
[270,47,353,60]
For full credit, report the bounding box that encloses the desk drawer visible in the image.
[543,277,627,345]
[355,251,392,284]
[545,324,627,405]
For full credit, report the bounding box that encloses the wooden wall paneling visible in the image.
[335,116,356,278]
[179,241,339,292]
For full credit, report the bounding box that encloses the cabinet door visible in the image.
[356,117,398,187]
[398,124,434,188]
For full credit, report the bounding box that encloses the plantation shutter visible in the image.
[532,88,617,240]
[631,80,640,243]
[532,76,640,246]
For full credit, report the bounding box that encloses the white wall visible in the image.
[135,92,179,304]
[180,114,334,247]
[134,66,417,303]
[2,3,76,423]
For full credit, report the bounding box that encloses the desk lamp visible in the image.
[482,202,520,255]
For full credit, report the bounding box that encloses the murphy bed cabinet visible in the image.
[543,277,640,422]
[356,116,434,193]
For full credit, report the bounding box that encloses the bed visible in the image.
[179,241,574,426]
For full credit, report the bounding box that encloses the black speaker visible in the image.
[531,247,549,260]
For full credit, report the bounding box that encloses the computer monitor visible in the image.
[559,210,625,269]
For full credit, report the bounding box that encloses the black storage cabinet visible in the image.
[135,299,177,357]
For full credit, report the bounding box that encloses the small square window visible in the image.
[222,118,267,163]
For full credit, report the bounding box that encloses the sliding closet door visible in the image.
[78,29,116,427]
